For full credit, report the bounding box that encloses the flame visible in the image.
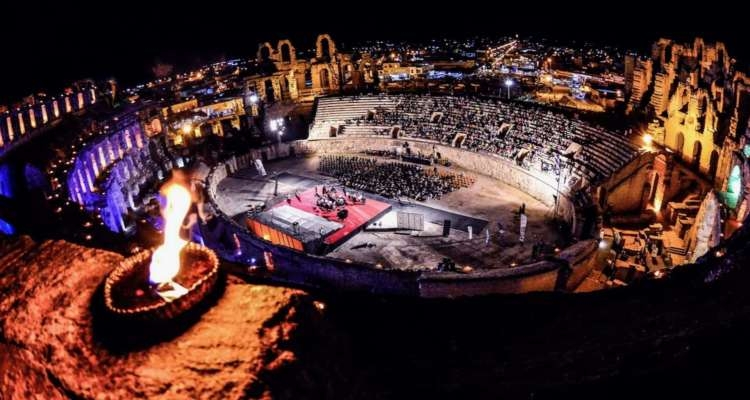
[149,183,192,285]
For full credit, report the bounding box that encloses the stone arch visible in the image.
[343,63,354,82]
[649,172,660,205]
[727,164,742,209]
[320,68,330,89]
[708,150,719,179]
[664,43,673,65]
[675,132,685,158]
[304,69,313,88]
[277,40,295,64]
[257,42,274,62]
[264,79,275,103]
[692,141,702,169]
[680,87,689,106]
[697,44,703,62]
[316,34,336,59]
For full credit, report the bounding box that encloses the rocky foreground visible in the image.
[2,232,750,399]
[0,237,307,399]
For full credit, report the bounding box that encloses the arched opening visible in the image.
[320,38,330,59]
[692,141,702,169]
[709,150,720,179]
[259,46,271,61]
[344,64,353,82]
[304,69,313,88]
[649,173,660,205]
[280,43,291,63]
[283,76,289,91]
[727,165,742,209]
[320,68,330,89]
[264,79,275,103]
[664,44,673,65]
[675,132,685,158]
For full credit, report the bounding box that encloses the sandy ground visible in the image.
[215,155,566,270]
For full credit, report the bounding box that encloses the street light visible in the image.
[269,117,284,144]
[504,78,513,99]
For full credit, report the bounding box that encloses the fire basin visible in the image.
[104,242,220,322]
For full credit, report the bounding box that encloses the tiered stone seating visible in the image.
[310,95,639,185]
[309,96,397,138]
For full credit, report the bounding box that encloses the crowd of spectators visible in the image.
[318,155,469,201]
[336,95,637,184]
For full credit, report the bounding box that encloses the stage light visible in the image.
[643,133,653,146]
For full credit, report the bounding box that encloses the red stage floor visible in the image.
[272,187,391,245]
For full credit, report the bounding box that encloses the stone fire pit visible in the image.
[103,242,220,322]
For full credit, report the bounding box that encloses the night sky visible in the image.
[0,1,746,104]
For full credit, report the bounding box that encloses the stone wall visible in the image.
[202,141,599,296]
[603,152,654,213]
[303,137,579,229]
[418,239,597,298]
[417,261,561,298]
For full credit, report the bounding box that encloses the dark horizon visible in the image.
[1,2,747,104]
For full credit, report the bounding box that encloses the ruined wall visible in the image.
[417,261,560,298]
[603,152,654,213]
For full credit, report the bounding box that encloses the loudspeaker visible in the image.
[442,219,451,237]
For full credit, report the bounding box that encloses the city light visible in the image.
[181,123,193,135]
[269,118,284,132]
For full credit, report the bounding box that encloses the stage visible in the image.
[271,187,391,246]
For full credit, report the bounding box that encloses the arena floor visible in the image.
[213,155,566,270]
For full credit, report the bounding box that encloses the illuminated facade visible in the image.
[67,111,172,233]
[630,39,750,201]
[0,87,96,154]
[245,34,366,103]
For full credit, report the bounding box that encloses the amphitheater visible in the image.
[5,31,750,398]
[1,35,748,299]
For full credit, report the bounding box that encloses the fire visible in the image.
[149,183,192,285]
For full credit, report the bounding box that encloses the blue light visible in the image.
[0,218,15,235]
[0,163,13,198]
